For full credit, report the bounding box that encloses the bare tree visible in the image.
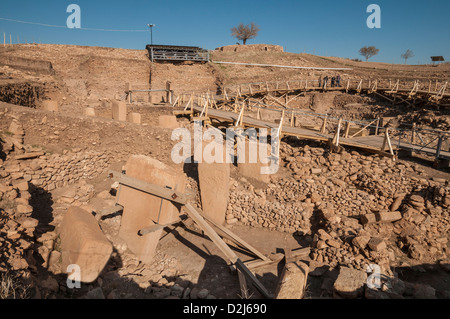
[401,49,414,64]
[231,22,260,45]
[359,46,380,61]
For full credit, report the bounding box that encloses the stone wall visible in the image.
[215,44,284,53]
[2,149,111,192]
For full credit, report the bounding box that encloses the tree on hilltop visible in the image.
[401,49,414,64]
[359,46,379,61]
[231,22,260,45]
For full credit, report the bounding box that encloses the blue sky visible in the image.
[0,0,449,64]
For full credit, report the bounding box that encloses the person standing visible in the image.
[336,74,341,87]
[318,75,322,88]
[331,76,335,87]
[323,76,329,89]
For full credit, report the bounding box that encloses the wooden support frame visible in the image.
[108,171,275,299]
[381,128,395,157]
[320,114,328,134]
[332,118,342,146]
[235,103,246,128]
[350,118,378,138]
[344,121,351,138]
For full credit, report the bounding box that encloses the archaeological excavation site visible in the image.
[0,42,449,301]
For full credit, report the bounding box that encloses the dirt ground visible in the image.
[0,44,449,300]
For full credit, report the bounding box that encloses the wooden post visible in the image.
[321,114,328,133]
[184,203,272,299]
[279,110,285,148]
[239,103,244,127]
[290,112,295,127]
[382,129,388,151]
[411,123,416,144]
[344,121,351,138]
[166,81,172,104]
[375,118,380,135]
[386,129,394,156]
[381,128,394,156]
[257,107,261,120]
[333,118,342,146]
[435,134,443,162]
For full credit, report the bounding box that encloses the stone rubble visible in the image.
[226,139,449,298]
[1,116,449,299]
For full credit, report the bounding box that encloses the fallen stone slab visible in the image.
[333,267,367,299]
[375,210,402,223]
[361,211,402,225]
[275,261,309,299]
[59,206,113,283]
[14,152,44,160]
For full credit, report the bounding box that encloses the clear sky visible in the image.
[0,0,449,64]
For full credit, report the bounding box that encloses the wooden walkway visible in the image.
[172,78,450,164]
[218,79,450,108]
[174,104,450,162]
[189,105,398,158]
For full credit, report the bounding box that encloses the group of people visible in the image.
[318,74,341,89]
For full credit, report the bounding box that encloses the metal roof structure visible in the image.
[146,44,209,63]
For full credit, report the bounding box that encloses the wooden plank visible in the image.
[235,259,273,299]
[184,203,272,298]
[173,110,193,116]
[109,171,189,205]
[202,213,270,262]
[244,253,284,270]
[184,203,238,264]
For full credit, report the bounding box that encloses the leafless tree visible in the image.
[359,46,380,61]
[401,49,414,64]
[231,22,260,45]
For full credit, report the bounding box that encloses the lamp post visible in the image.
[147,24,156,45]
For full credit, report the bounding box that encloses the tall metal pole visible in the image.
[147,24,155,45]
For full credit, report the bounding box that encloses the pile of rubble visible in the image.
[226,139,450,298]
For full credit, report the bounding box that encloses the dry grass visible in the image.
[0,271,31,299]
